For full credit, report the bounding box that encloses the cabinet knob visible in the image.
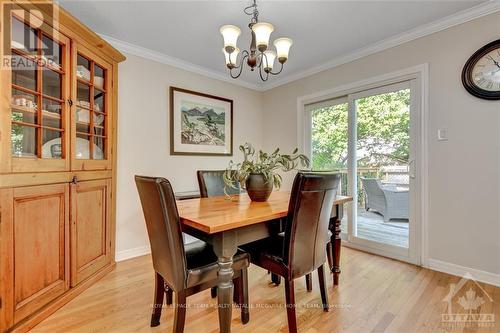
[71,176,78,185]
[67,99,73,107]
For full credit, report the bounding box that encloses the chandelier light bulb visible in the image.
[220,25,241,53]
[262,50,276,72]
[252,22,274,52]
[273,37,293,63]
[223,47,240,68]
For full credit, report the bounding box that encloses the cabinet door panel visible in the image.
[71,42,113,171]
[8,10,71,173]
[71,179,111,286]
[10,184,69,323]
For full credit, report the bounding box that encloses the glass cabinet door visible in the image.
[9,13,70,172]
[72,45,112,170]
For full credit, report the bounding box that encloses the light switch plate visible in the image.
[438,128,448,141]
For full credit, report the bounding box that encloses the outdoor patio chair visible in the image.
[360,177,409,222]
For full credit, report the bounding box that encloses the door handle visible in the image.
[409,160,416,179]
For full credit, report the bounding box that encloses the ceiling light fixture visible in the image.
[220,0,292,81]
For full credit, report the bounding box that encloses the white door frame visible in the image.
[297,64,429,266]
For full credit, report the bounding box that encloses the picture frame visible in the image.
[169,86,233,156]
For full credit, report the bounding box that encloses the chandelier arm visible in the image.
[256,51,263,68]
[229,49,249,69]
[229,52,249,79]
[269,62,284,75]
[258,62,269,81]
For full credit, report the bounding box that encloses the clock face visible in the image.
[471,49,500,92]
[462,39,500,100]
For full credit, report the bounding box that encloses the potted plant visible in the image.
[223,143,310,201]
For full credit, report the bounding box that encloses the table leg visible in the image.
[332,205,343,285]
[213,231,237,333]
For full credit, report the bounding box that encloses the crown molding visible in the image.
[100,1,500,92]
[100,34,265,91]
[261,0,500,90]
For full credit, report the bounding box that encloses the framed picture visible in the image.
[170,87,233,156]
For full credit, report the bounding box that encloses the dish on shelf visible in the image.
[12,95,36,108]
[11,40,27,51]
[76,108,90,123]
[94,76,104,89]
[94,113,104,126]
[76,137,103,159]
[45,105,61,114]
[42,138,62,158]
[77,100,90,109]
[76,65,91,81]
[11,104,36,114]
[42,137,104,159]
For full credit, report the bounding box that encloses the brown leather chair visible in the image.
[135,175,250,332]
[197,170,240,197]
[240,172,340,333]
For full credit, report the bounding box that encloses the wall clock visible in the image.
[462,39,500,100]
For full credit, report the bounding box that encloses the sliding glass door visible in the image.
[307,79,420,264]
[308,97,350,234]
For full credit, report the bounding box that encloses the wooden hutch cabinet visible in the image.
[0,1,125,332]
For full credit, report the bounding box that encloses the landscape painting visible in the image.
[170,87,233,156]
[181,100,226,146]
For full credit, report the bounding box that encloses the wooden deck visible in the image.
[341,207,409,248]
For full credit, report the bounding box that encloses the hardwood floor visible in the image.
[30,247,500,333]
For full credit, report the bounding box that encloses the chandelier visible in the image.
[219,0,292,81]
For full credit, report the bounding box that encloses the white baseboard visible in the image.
[427,258,500,287]
[115,245,151,262]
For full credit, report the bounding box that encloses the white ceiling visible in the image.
[59,0,489,90]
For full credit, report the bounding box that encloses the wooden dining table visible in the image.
[176,191,352,333]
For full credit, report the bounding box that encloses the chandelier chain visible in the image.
[243,0,259,24]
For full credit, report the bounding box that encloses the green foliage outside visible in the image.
[311,89,410,170]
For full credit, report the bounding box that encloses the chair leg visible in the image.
[151,272,164,327]
[210,286,217,299]
[284,279,298,333]
[165,283,173,305]
[326,241,334,271]
[305,274,312,292]
[173,291,187,333]
[317,265,329,312]
[271,273,281,285]
[240,269,250,324]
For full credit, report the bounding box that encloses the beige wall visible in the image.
[115,13,499,277]
[262,13,500,275]
[116,54,263,258]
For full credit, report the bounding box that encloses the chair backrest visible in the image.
[135,175,187,291]
[197,170,240,198]
[361,178,384,196]
[283,172,341,279]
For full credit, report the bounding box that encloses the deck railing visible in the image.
[335,166,409,204]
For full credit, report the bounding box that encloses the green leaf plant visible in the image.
[223,143,310,198]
